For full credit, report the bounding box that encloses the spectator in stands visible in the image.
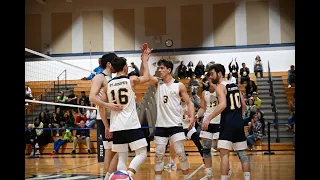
[195,60,205,78]
[128,62,140,77]
[201,72,210,92]
[245,80,257,98]
[227,72,237,84]
[50,129,73,155]
[85,108,97,128]
[286,95,295,131]
[287,65,295,88]
[190,91,201,112]
[71,120,91,154]
[25,123,37,157]
[66,90,77,105]
[56,91,67,111]
[240,63,250,84]
[177,61,187,79]
[188,74,200,95]
[50,112,61,136]
[228,58,239,84]
[25,85,33,100]
[187,61,195,79]
[55,107,64,128]
[244,98,255,125]
[254,55,263,78]
[39,111,50,128]
[78,91,90,106]
[252,92,262,109]
[29,117,51,157]
[247,114,264,151]
[63,110,75,128]
[81,58,103,80]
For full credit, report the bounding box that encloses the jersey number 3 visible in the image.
[111,88,128,104]
[163,96,168,103]
[230,92,240,110]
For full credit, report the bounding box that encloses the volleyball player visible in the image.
[149,59,195,180]
[202,64,250,180]
[89,53,123,180]
[95,47,152,178]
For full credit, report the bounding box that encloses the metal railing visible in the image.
[267,61,280,143]
[57,69,67,93]
[26,69,67,124]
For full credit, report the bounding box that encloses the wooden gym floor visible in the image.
[25,151,295,180]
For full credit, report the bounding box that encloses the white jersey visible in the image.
[96,73,112,120]
[107,76,140,132]
[181,103,189,129]
[155,79,182,127]
[203,90,221,124]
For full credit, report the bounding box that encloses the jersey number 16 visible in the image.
[111,88,129,104]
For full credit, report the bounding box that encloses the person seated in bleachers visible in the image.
[25,123,37,157]
[240,62,250,84]
[287,65,295,88]
[286,95,295,131]
[50,112,61,136]
[177,61,187,79]
[63,110,75,128]
[227,72,237,84]
[78,91,90,106]
[71,120,91,154]
[201,72,209,92]
[50,129,73,155]
[245,80,257,98]
[187,61,195,79]
[56,91,67,111]
[85,108,97,128]
[188,74,200,95]
[29,118,51,157]
[252,92,262,109]
[195,60,205,78]
[25,85,33,100]
[244,98,255,125]
[247,114,264,151]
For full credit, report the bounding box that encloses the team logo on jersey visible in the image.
[26,174,104,179]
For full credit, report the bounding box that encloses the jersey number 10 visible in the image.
[229,92,241,110]
[111,88,129,104]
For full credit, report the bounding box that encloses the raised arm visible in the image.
[131,47,152,86]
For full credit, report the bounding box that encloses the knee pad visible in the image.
[135,146,148,162]
[202,139,212,158]
[154,144,166,171]
[174,140,189,170]
[237,150,249,163]
[103,141,112,150]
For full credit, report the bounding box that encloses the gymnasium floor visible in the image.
[25,151,295,180]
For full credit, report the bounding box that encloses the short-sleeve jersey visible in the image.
[155,79,183,127]
[203,90,221,124]
[107,76,140,132]
[220,81,244,128]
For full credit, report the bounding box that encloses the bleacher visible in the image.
[25,71,295,154]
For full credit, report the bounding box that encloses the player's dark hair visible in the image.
[157,59,174,74]
[111,57,127,73]
[101,53,118,69]
[210,63,226,77]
